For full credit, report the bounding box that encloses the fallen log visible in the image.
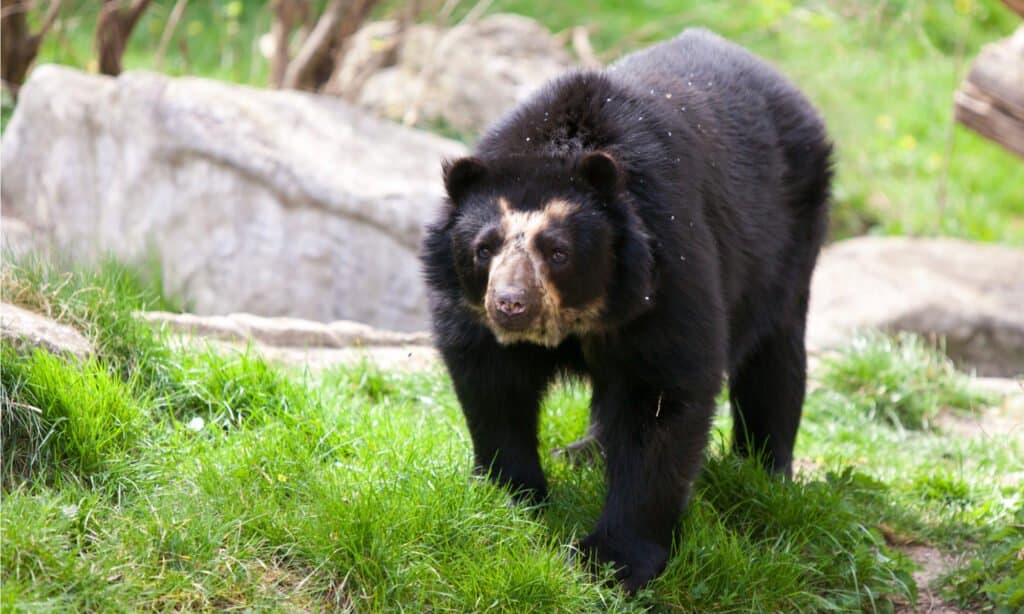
[954,27,1024,158]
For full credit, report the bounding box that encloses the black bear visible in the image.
[420,28,831,591]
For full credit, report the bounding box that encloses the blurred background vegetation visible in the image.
[5,0,1023,244]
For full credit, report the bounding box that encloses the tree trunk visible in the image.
[95,0,152,76]
[1002,0,1024,19]
[1,0,62,94]
[281,0,381,92]
[269,0,309,88]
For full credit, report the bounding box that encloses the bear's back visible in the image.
[609,29,823,136]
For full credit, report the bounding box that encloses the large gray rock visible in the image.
[329,14,576,132]
[807,237,1024,376]
[1,65,466,331]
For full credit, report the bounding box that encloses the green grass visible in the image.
[9,0,1023,244]
[3,258,1021,611]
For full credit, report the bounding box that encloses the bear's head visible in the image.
[440,151,653,347]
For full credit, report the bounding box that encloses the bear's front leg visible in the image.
[580,386,716,592]
[442,340,559,505]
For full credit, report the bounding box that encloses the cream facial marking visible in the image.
[482,198,603,346]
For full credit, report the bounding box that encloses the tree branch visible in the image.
[269,0,309,88]
[282,0,344,90]
[124,0,151,32]
[32,0,61,41]
[154,0,187,69]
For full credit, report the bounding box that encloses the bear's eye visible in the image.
[476,245,492,261]
[549,249,568,265]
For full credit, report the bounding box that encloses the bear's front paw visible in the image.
[577,531,669,593]
[476,463,549,506]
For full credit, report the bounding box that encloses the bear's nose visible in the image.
[496,288,529,315]
[491,287,538,330]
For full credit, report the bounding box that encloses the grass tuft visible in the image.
[161,348,311,429]
[1,348,146,487]
[818,332,994,430]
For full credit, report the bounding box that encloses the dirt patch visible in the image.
[893,544,969,614]
[791,457,822,479]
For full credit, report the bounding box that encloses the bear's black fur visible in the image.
[420,29,832,591]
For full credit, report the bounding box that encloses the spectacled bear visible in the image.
[420,28,832,592]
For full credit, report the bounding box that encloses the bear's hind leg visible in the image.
[728,317,808,478]
[552,404,603,466]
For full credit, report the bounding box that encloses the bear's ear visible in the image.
[442,157,488,204]
[577,151,623,197]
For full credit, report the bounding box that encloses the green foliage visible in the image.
[1,89,15,133]
[943,510,1024,610]
[818,332,993,429]
[29,0,272,84]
